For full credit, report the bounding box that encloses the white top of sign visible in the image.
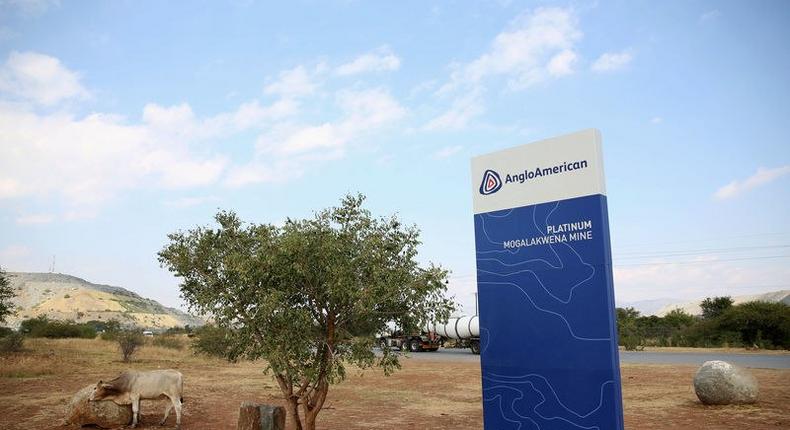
[471,129,606,214]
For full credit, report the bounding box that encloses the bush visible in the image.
[98,319,122,341]
[117,330,144,362]
[151,335,184,350]
[191,325,235,358]
[19,316,96,339]
[717,301,790,349]
[0,332,24,353]
[0,326,14,338]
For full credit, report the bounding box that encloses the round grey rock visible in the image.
[693,360,759,405]
[65,384,133,428]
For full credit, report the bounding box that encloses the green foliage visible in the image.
[0,326,14,337]
[191,325,236,357]
[158,193,455,429]
[0,332,24,353]
[0,267,15,324]
[700,296,733,320]
[164,325,193,335]
[98,319,122,340]
[616,301,790,350]
[117,329,144,362]
[717,301,790,349]
[616,307,644,351]
[151,334,184,350]
[19,316,97,339]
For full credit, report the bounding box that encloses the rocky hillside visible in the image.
[654,290,790,317]
[4,272,204,329]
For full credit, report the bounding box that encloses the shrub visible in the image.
[0,332,24,353]
[0,326,14,338]
[19,316,96,339]
[191,325,235,358]
[717,301,790,349]
[117,330,144,362]
[152,335,184,350]
[98,319,122,341]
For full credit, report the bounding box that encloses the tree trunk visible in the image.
[299,378,329,430]
[275,374,302,430]
[284,398,302,430]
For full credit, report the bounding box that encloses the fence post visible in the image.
[237,402,285,430]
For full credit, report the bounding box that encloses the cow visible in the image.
[90,369,184,429]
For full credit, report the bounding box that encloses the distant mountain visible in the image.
[653,290,790,317]
[617,298,681,316]
[3,272,205,329]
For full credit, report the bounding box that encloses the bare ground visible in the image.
[0,338,788,429]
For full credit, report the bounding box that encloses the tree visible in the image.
[700,296,733,320]
[717,301,790,349]
[117,329,144,362]
[158,194,454,430]
[0,267,15,324]
[615,307,643,350]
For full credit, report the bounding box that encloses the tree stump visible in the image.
[237,401,285,430]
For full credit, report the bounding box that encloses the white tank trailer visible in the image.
[425,315,481,354]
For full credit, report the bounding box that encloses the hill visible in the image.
[654,290,790,317]
[3,272,204,329]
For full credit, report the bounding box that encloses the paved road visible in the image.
[395,348,790,369]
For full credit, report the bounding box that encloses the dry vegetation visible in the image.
[0,338,788,429]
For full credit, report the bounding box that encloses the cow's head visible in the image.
[89,380,115,402]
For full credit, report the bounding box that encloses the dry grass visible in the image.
[0,338,787,430]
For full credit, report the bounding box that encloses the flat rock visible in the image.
[693,360,759,405]
[65,384,132,428]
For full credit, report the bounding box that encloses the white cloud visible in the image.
[0,52,299,208]
[141,99,297,141]
[434,145,463,159]
[0,51,88,106]
[229,88,405,187]
[440,7,582,93]
[547,49,577,77]
[614,256,790,303]
[15,213,55,225]
[591,50,633,73]
[650,116,663,124]
[714,165,790,200]
[264,65,316,98]
[336,46,401,76]
[0,106,231,205]
[424,88,484,131]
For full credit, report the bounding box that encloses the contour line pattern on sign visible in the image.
[482,376,615,430]
[477,199,615,429]
[477,202,603,336]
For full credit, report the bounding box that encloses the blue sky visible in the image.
[1,0,788,314]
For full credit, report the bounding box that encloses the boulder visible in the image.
[65,384,133,428]
[693,360,759,405]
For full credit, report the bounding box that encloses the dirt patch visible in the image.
[0,339,787,429]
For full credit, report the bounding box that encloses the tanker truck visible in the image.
[377,328,441,352]
[425,315,481,354]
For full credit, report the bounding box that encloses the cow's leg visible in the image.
[131,395,140,428]
[173,396,182,429]
[160,401,173,426]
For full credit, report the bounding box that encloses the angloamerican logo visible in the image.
[478,159,589,196]
[479,170,502,195]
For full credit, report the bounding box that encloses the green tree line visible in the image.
[617,297,790,350]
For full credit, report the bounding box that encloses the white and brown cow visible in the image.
[90,369,184,428]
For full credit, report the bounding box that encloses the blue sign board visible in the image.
[471,129,624,430]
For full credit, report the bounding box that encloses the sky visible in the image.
[0,0,789,315]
